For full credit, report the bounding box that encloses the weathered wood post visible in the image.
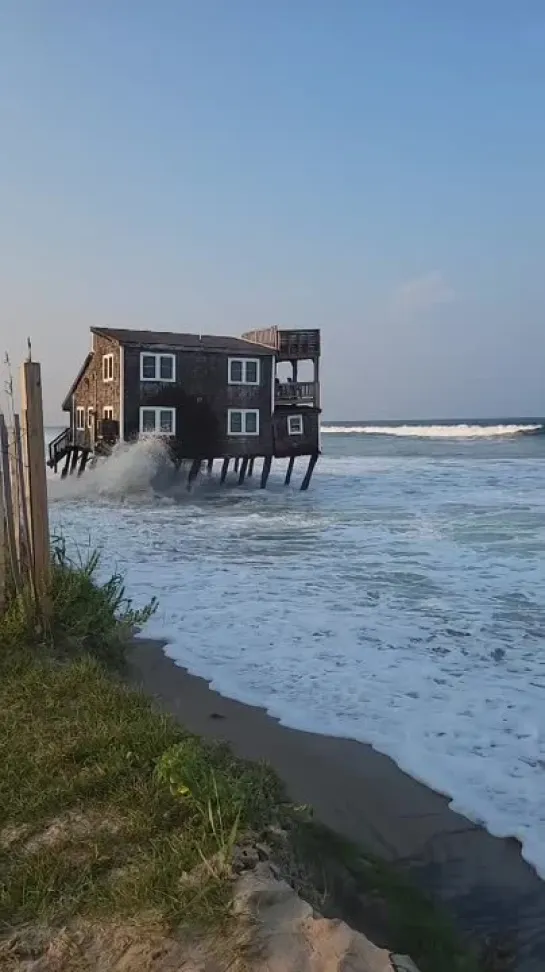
[300,453,318,491]
[247,457,255,478]
[238,456,249,485]
[234,457,240,474]
[9,415,30,574]
[0,449,5,610]
[21,361,50,602]
[220,457,229,483]
[8,423,22,565]
[260,455,272,489]
[206,458,214,476]
[285,456,295,486]
[78,451,89,476]
[187,458,201,490]
[0,414,22,593]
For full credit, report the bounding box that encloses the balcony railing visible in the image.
[241,327,320,360]
[278,329,320,360]
[275,381,317,405]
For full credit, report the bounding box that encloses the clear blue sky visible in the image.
[1,1,544,421]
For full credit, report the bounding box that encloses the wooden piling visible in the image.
[187,458,201,490]
[300,453,318,491]
[247,457,255,478]
[70,447,79,475]
[61,452,71,479]
[78,450,89,476]
[206,458,214,475]
[238,456,249,485]
[220,457,229,484]
[234,457,240,473]
[260,455,272,489]
[285,456,295,486]
[21,361,50,601]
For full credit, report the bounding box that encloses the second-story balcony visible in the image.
[275,380,317,405]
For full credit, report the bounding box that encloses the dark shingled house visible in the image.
[49,326,321,489]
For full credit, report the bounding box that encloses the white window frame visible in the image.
[140,352,176,382]
[87,407,94,430]
[103,406,114,420]
[228,357,260,386]
[75,406,85,432]
[288,414,304,436]
[227,409,260,436]
[139,406,176,436]
[102,353,114,382]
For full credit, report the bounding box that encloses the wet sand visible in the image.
[128,639,545,972]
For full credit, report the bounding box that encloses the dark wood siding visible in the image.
[272,408,320,457]
[123,345,274,458]
[71,334,121,448]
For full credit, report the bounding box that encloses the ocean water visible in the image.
[47,420,545,878]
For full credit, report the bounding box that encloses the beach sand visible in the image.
[129,639,545,972]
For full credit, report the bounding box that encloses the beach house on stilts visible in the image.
[49,326,321,489]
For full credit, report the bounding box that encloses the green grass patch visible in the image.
[0,652,281,930]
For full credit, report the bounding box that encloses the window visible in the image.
[288,414,304,436]
[227,409,259,436]
[102,354,114,382]
[103,407,114,420]
[87,407,94,430]
[76,407,85,431]
[140,352,176,382]
[228,358,260,385]
[139,407,176,436]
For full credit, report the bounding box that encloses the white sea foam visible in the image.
[322,423,543,438]
[49,436,545,879]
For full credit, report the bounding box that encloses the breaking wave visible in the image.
[322,423,544,439]
[47,437,177,503]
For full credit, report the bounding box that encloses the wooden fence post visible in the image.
[12,414,31,574]
[0,413,22,593]
[9,422,22,566]
[0,457,5,611]
[21,362,50,601]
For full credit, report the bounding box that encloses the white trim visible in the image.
[119,344,125,440]
[87,406,94,430]
[140,352,176,382]
[288,414,304,436]
[76,406,85,431]
[228,357,260,385]
[139,406,176,436]
[103,406,114,420]
[102,353,114,382]
[227,408,260,436]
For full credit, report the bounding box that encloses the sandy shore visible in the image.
[128,639,545,972]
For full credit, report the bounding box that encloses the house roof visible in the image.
[91,328,274,356]
[61,351,93,411]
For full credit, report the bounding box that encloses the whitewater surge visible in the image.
[48,431,545,880]
[322,423,543,438]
